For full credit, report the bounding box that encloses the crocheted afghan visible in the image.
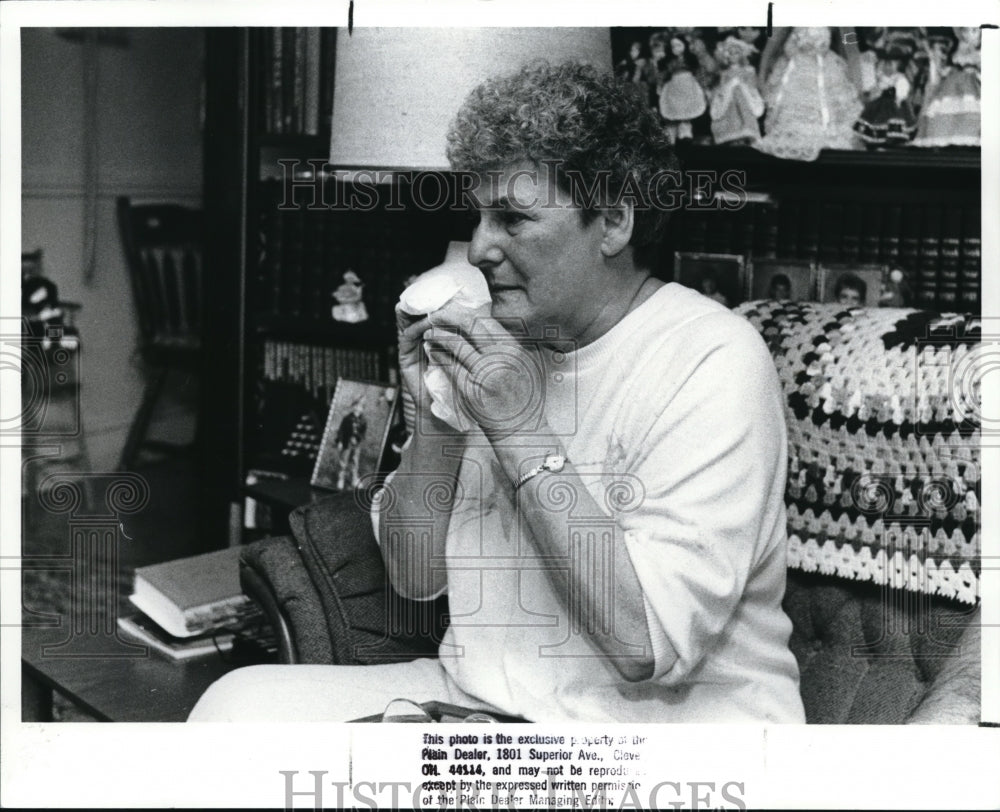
[736,301,981,605]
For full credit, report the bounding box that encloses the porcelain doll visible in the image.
[755,27,863,161]
[616,40,648,87]
[913,26,981,147]
[687,29,721,95]
[854,51,917,147]
[331,269,368,323]
[658,33,707,142]
[710,36,765,145]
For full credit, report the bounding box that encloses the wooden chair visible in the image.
[116,197,204,471]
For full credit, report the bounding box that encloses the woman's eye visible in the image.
[500,210,528,227]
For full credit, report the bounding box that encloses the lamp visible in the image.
[328,27,612,174]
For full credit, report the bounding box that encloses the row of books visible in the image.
[255,28,336,137]
[254,181,440,329]
[674,200,981,311]
[260,340,386,402]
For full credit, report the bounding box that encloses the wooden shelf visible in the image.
[675,143,981,172]
[253,317,390,347]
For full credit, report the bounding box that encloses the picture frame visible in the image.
[819,263,887,308]
[748,258,818,302]
[673,251,747,308]
[311,378,399,492]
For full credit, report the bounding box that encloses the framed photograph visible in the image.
[311,379,399,491]
[673,251,747,308]
[748,258,817,302]
[819,264,887,308]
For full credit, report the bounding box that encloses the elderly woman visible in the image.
[190,61,804,724]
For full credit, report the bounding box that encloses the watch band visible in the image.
[514,454,567,490]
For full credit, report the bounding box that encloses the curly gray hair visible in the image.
[445,61,679,270]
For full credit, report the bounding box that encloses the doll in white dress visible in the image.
[913,26,981,147]
[755,27,863,161]
[710,36,765,145]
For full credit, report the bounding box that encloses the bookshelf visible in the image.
[200,28,983,546]
[669,143,981,312]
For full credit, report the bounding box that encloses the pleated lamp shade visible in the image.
[328,27,613,172]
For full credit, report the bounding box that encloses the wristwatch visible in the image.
[514,454,567,490]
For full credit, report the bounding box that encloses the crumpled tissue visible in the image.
[397,242,491,431]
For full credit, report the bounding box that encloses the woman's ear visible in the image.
[600,200,635,258]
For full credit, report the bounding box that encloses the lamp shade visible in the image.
[328,27,613,172]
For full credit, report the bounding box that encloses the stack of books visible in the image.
[118,546,265,661]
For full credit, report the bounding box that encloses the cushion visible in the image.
[287,493,444,664]
[783,569,978,723]
[736,301,981,605]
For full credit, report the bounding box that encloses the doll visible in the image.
[658,33,707,143]
[913,26,981,147]
[710,36,765,145]
[879,268,913,308]
[854,50,917,147]
[755,27,863,161]
[616,40,648,87]
[687,29,721,95]
[331,269,368,323]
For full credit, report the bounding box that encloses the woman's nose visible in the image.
[467,217,503,270]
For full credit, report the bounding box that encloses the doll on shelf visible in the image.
[687,29,721,95]
[710,36,765,146]
[755,27,863,162]
[657,32,708,143]
[331,269,369,324]
[853,48,918,147]
[615,40,649,88]
[912,26,981,147]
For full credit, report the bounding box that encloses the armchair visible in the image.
[240,302,982,724]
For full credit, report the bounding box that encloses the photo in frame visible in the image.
[311,378,398,491]
[748,258,817,302]
[819,263,887,308]
[673,251,747,308]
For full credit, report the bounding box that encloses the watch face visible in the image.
[544,454,566,472]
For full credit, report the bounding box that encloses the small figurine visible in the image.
[710,36,765,145]
[756,27,863,161]
[331,269,369,323]
[912,26,981,147]
[658,32,707,143]
[879,268,913,308]
[615,40,649,87]
[854,48,918,147]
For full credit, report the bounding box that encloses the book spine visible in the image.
[292,27,307,134]
[959,206,981,311]
[920,205,948,310]
[281,28,297,135]
[818,201,844,265]
[753,201,779,259]
[879,204,901,267]
[841,202,862,265]
[303,28,322,136]
[798,199,820,263]
[270,27,284,134]
[257,29,272,134]
[283,206,305,318]
[320,28,337,136]
[858,203,882,265]
[776,200,799,260]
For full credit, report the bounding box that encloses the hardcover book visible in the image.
[117,611,237,661]
[129,546,254,638]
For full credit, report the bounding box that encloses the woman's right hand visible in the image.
[396,306,434,413]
